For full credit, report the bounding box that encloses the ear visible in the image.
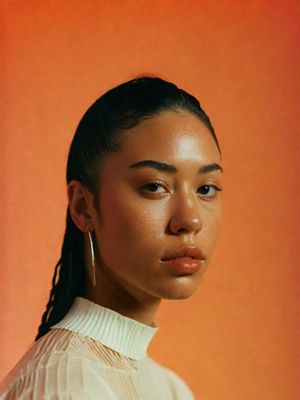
[67,180,95,232]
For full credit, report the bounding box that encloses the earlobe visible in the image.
[67,180,94,232]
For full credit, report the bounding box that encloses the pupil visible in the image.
[149,183,158,191]
[200,185,209,194]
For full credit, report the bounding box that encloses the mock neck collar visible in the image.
[50,296,158,360]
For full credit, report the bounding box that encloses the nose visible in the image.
[168,193,203,235]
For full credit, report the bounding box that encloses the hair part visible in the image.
[35,76,221,341]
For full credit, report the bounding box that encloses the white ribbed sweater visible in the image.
[0,297,195,399]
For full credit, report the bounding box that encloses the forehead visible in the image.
[104,110,221,173]
[120,110,220,158]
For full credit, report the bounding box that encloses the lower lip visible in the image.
[161,257,203,275]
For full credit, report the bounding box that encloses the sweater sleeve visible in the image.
[0,352,119,400]
[147,358,195,400]
[165,368,195,400]
[166,371,195,400]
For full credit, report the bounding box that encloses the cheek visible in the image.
[203,205,223,252]
[96,190,166,260]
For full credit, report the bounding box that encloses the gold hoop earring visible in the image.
[88,231,97,287]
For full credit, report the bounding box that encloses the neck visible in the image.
[83,271,161,327]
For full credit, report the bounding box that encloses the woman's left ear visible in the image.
[67,180,95,233]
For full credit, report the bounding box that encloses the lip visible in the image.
[161,245,205,261]
[161,245,205,275]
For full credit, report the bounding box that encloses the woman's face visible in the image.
[90,109,223,304]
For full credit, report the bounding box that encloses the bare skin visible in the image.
[68,109,223,326]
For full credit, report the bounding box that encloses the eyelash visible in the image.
[141,182,222,199]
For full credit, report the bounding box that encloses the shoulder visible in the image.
[0,330,117,400]
[147,358,195,400]
[1,352,117,400]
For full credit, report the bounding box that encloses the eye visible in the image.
[197,184,222,198]
[141,182,166,193]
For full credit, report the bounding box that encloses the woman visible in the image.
[0,76,223,399]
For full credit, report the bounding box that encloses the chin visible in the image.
[165,292,195,300]
[158,277,200,300]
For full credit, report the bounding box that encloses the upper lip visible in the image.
[161,245,205,261]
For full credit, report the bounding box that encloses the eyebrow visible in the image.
[128,160,223,174]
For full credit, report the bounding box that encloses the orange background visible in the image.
[1,1,300,399]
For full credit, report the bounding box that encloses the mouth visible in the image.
[161,256,204,275]
[160,245,205,275]
[161,245,205,262]
[161,256,197,261]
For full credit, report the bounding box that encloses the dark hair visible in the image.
[35,76,221,341]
